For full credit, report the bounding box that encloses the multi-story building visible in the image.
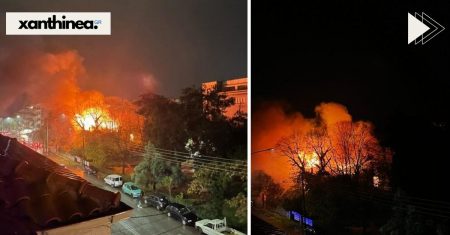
[202,77,248,118]
[0,105,44,143]
[17,105,44,131]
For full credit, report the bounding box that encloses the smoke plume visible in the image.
[252,102,356,187]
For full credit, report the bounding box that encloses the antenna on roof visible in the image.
[1,138,12,157]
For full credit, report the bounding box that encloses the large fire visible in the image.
[252,102,380,188]
[304,152,319,170]
[74,107,118,131]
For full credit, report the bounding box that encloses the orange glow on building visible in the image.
[202,77,247,118]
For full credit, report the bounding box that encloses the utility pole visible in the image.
[46,118,49,155]
[300,171,307,233]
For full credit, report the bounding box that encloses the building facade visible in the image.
[202,77,248,118]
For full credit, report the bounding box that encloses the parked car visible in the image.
[121,182,142,198]
[138,194,169,210]
[83,160,97,175]
[195,217,245,235]
[83,165,97,175]
[104,174,123,187]
[166,203,198,225]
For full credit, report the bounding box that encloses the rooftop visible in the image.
[0,135,131,234]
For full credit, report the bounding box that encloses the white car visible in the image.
[104,174,123,187]
[195,218,245,235]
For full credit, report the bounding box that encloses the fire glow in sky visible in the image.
[252,102,374,188]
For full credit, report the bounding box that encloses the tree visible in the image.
[161,176,174,198]
[150,158,167,190]
[136,86,241,157]
[70,90,108,132]
[331,121,380,176]
[107,97,144,174]
[84,141,107,167]
[179,86,235,156]
[188,168,231,196]
[251,170,284,208]
[134,142,184,192]
[276,130,310,175]
[188,167,246,231]
[46,112,74,152]
[225,193,247,221]
[202,86,235,121]
[136,93,186,150]
[133,143,154,190]
[224,192,247,232]
[306,126,332,175]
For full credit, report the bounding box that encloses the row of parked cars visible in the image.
[139,194,198,226]
[103,174,198,225]
[104,174,245,234]
[139,193,245,235]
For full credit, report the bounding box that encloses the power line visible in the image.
[154,147,247,163]
[104,135,246,163]
[129,148,246,170]
[132,145,247,164]
[124,144,247,167]
[154,151,246,169]
[148,154,245,174]
[99,142,247,171]
[101,147,245,174]
[139,147,246,167]
[127,147,247,169]
[149,153,246,173]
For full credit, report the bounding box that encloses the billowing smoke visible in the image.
[0,49,156,116]
[0,49,84,115]
[252,102,357,187]
[0,42,40,115]
[140,73,159,92]
[315,102,352,128]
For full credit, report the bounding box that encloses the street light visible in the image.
[251,147,275,155]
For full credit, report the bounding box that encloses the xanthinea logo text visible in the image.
[6,12,111,35]
[18,15,101,30]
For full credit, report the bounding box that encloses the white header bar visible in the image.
[6,12,111,35]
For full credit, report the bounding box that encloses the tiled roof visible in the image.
[0,135,127,234]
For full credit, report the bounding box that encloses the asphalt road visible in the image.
[48,153,199,235]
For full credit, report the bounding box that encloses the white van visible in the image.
[104,174,123,187]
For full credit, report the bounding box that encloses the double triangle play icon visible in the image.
[408,12,445,45]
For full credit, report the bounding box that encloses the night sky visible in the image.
[252,1,450,200]
[0,0,247,114]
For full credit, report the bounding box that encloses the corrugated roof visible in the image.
[0,135,129,234]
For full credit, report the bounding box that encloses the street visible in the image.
[47,153,199,235]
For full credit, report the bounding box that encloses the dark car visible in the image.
[166,203,198,225]
[138,194,169,210]
[83,165,97,176]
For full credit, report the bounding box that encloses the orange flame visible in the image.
[74,107,118,131]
